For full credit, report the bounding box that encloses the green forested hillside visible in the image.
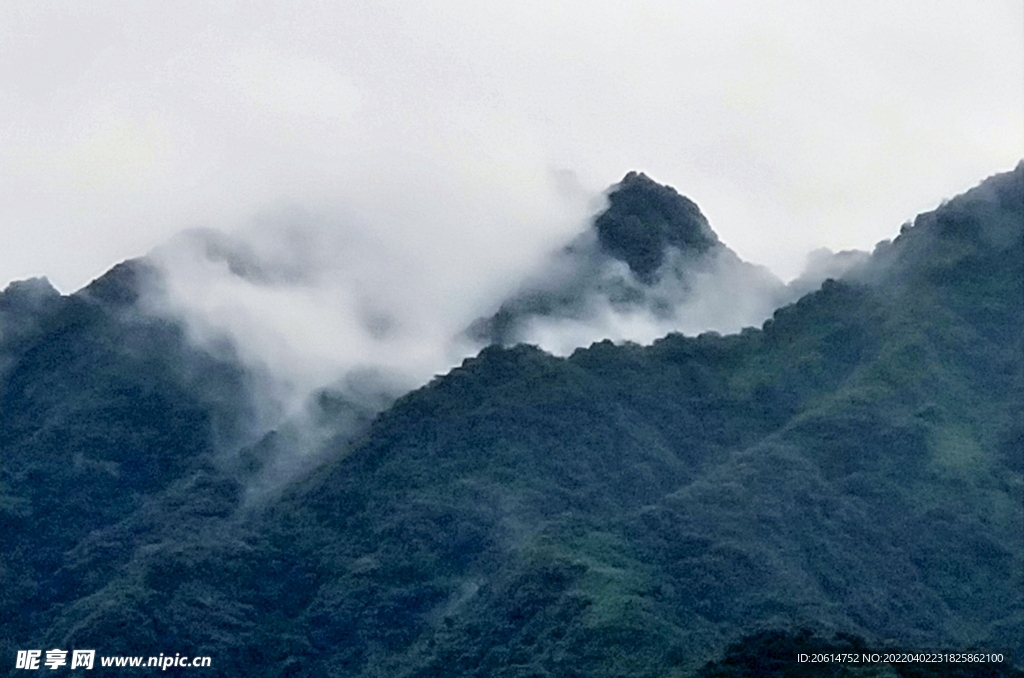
[467,170,785,347]
[0,262,259,664]
[0,164,1020,677]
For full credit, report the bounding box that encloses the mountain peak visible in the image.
[78,258,160,307]
[0,276,59,313]
[595,171,720,281]
[466,171,778,347]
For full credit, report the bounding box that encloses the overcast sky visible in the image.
[2,1,1021,293]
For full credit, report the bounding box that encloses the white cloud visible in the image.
[1,1,1020,290]
[4,0,1019,288]
[3,0,1013,487]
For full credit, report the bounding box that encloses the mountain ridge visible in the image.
[0,162,1021,676]
[469,170,788,348]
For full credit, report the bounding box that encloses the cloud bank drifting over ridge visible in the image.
[1,0,1021,293]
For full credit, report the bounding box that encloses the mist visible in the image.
[3,2,1021,293]
[139,168,599,496]
[137,160,881,503]
[3,1,1020,493]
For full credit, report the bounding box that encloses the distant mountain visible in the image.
[0,163,1021,677]
[468,171,788,348]
[592,170,720,280]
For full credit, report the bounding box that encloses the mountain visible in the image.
[468,171,788,349]
[593,170,720,280]
[0,163,1021,677]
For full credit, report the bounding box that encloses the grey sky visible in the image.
[2,0,1021,293]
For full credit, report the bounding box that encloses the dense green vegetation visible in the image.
[1,164,1020,676]
[468,168,773,347]
[594,171,719,281]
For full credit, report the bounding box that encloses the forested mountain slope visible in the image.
[0,164,1020,677]
[468,170,788,347]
